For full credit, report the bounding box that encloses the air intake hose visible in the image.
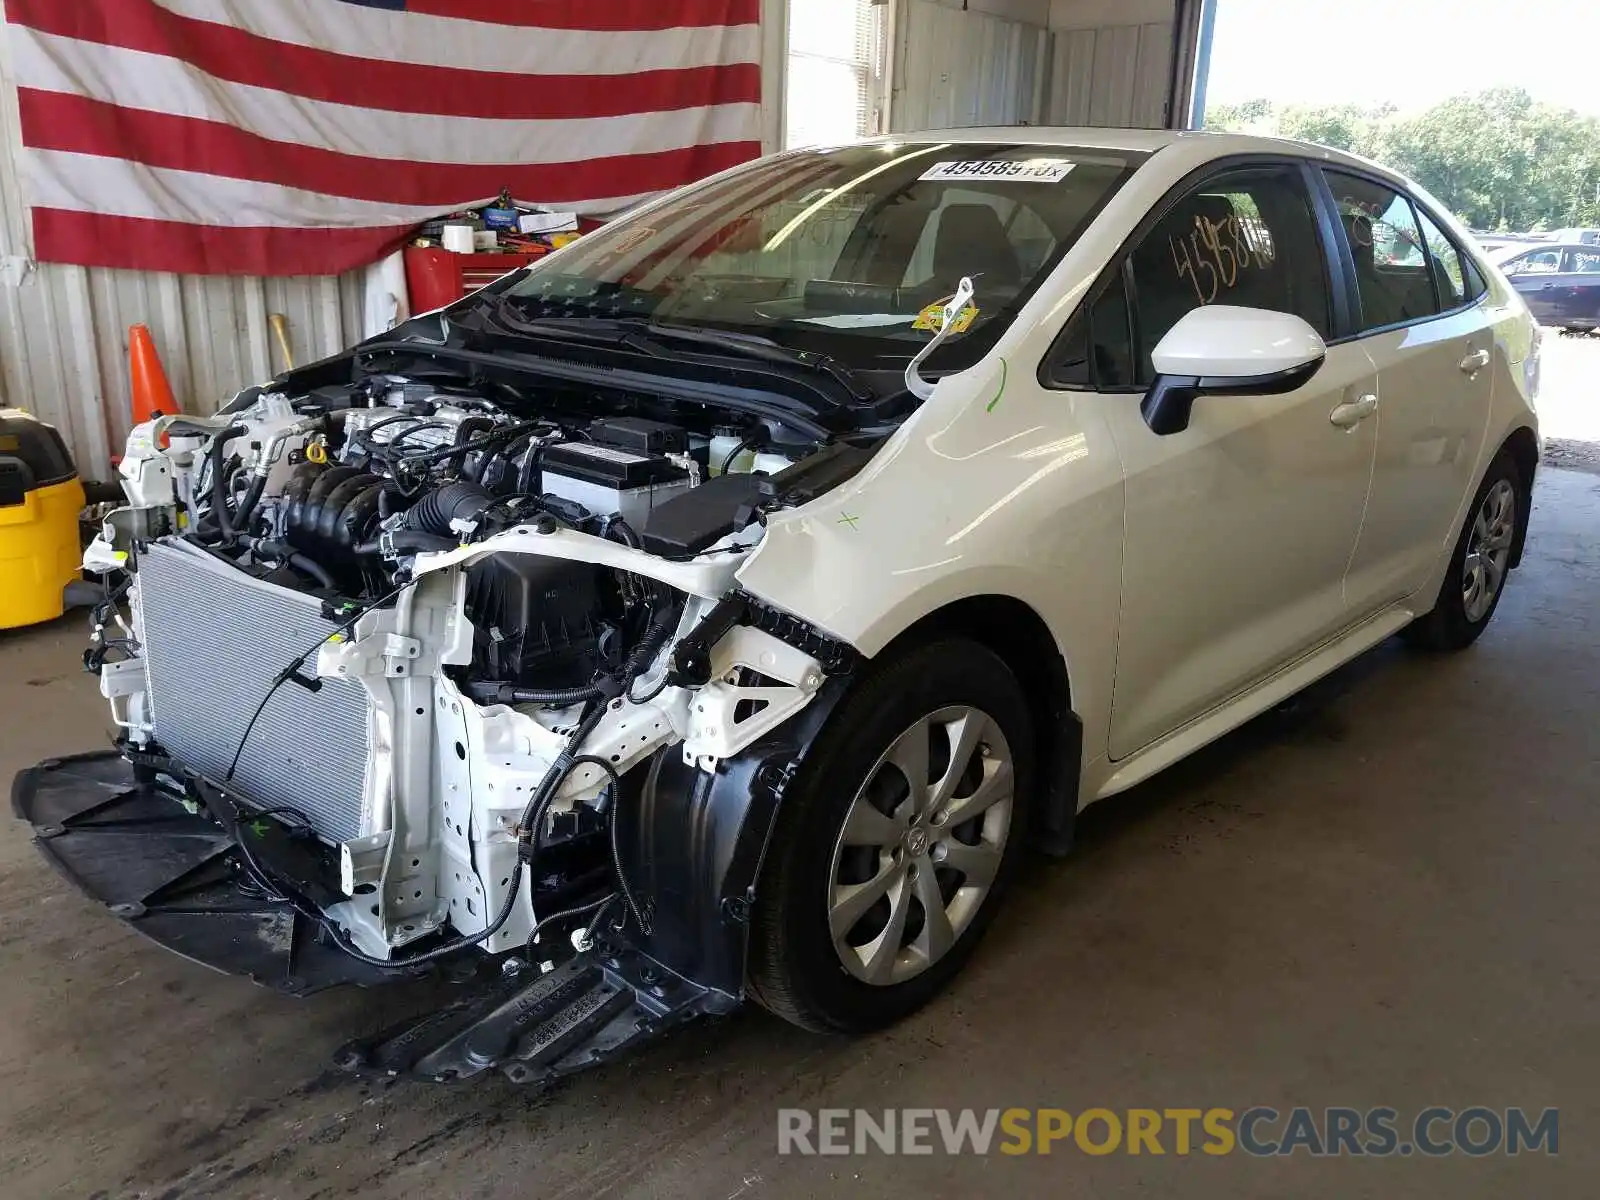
[400,480,496,536]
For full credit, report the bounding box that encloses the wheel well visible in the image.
[1500,425,1538,567]
[878,595,1080,853]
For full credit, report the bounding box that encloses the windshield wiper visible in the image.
[640,321,875,403]
[485,306,876,403]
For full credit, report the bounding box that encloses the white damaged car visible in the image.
[16,129,1540,1084]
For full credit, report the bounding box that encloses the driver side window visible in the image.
[1047,165,1332,389]
[1506,249,1562,275]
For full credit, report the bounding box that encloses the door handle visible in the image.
[1459,348,1491,374]
[1329,393,1378,428]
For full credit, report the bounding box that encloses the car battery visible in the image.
[538,441,691,530]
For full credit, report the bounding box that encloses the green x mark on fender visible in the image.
[837,512,861,529]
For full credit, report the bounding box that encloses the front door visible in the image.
[1091,164,1379,759]
[1326,174,1494,609]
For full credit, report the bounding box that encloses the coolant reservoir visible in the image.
[750,450,792,475]
[708,426,754,476]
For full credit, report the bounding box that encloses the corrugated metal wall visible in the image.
[1045,22,1175,128]
[890,0,1050,132]
[887,0,1184,136]
[0,22,368,475]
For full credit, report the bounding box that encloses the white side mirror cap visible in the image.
[1151,305,1326,381]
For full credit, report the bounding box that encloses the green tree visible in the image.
[1206,89,1600,231]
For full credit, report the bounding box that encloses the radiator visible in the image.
[137,540,372,843]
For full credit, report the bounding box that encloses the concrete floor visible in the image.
[1535,333,1600,471]
[1,469,1596,1200]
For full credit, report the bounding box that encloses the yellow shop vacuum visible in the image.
[0,408,87,630]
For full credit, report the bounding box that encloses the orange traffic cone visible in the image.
[128,324,178,425]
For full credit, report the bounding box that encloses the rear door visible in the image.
[1555,246,1600,328]
[1326,172,1495,610]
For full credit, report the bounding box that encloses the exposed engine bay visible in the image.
[73,344,874,1021]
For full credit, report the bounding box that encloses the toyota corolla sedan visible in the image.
[17,129,1539,1085]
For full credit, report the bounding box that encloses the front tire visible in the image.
[747,638,1034,1033]
[1403,450,1526,651]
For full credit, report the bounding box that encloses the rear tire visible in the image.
[1403,450,1526,652]
[746,638,1034,1034]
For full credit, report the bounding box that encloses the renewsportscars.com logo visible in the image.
[777,1106,1559,1158]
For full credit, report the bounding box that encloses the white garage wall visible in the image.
[890,0,1052,132]
[1046,22,1174,127]
[1050,0,1214,130]
[885,0,1192,137]
[1046,0,1179,128]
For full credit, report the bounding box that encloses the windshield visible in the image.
[497,142,1141,372]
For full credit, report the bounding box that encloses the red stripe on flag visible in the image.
[405,0,760,29]
[7,0,759,119]
[20,91,761,210]
[31,208,416,276]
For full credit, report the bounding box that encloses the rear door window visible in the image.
[1565,247,1600,274]
[1413,207,1468,309]
[1324,172,1439,330]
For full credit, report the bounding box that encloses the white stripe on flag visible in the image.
[14,29,759,168]
[24,149,659,227]
[156,0,760,75]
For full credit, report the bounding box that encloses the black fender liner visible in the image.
[618,677,852,1003]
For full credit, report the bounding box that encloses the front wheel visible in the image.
[1403,450,1526,651]
[747,639,1034,1033]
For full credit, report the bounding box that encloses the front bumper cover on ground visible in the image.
[11,750,722,1084]
[11,750,401,995]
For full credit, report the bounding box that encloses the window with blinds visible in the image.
[784,0,887,149]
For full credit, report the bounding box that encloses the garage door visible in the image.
[889,0,1210,133]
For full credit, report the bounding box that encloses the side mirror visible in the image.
[1142,306,1327,435]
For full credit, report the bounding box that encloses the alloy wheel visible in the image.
[1462,478,1516,623]
[826,706,1014,986]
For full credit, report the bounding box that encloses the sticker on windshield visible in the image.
[912,297,979,334]
[918,159,1076,183]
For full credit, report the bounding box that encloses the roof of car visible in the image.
[871,127,1385,174]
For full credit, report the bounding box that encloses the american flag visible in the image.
[4,0,763,276]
